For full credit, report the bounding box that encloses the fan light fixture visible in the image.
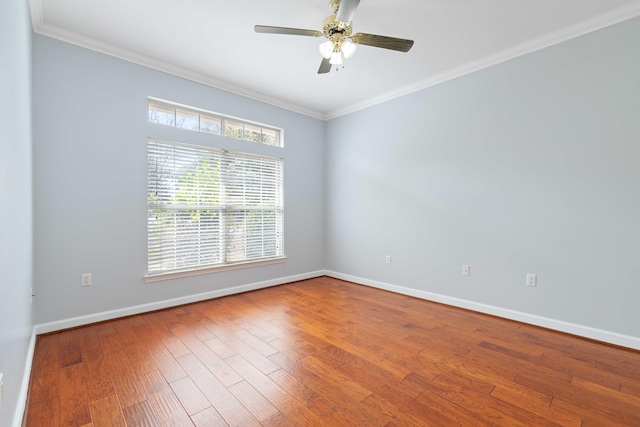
[317,12,358,70]
[319,38,356,67]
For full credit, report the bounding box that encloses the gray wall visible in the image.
[0,0,33,424]
[325,17,640,337]
[29,14,640,339]
[32,35,325,324]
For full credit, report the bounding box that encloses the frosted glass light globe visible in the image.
[319,40,334,59]
[341,39,357,59]
[329,50,343,65]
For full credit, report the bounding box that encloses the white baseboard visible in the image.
[35,270,325,334]
[324,270,640,351]
[35,268,640,349]
[13,328,36,427]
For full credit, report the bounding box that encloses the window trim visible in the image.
[144,256,287,283]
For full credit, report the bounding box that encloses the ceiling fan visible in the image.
[255,0,414,74]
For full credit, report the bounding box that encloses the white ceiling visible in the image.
[30,0,640,119]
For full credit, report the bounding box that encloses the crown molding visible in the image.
[29,1,640,122]
[27,0,43,30]
[327,1,640,119]
[29,21,326,120]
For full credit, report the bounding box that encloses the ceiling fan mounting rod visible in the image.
[328,0,341,14]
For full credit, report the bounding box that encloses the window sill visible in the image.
[144,257,287,283]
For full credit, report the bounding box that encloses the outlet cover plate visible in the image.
[527,274,537,287]
[82,273,92,287]
[462,265,470,276]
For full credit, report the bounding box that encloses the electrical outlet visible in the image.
[385,255,391,265]
[462,265,470,276]
[82,273,92,287]
[527,274,537,287]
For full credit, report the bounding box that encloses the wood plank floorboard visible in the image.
[24,277,640,426]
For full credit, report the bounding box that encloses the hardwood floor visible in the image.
[24,277,640,426]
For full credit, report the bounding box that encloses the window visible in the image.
[148,98,283,147]
[146,140,284,279]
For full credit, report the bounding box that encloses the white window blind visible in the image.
[147,140,284,276]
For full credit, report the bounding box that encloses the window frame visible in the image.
[148,97,284,148]
[145,138,286,283]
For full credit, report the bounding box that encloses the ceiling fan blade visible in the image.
[336,0,361,23]
[352,33,414,52]
[254,25,322,37]
[318,57,332,74]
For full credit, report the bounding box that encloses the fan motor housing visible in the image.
[322,14,352,40]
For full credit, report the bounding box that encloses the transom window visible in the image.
[146,139,284,279]
[148,98,283,147]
